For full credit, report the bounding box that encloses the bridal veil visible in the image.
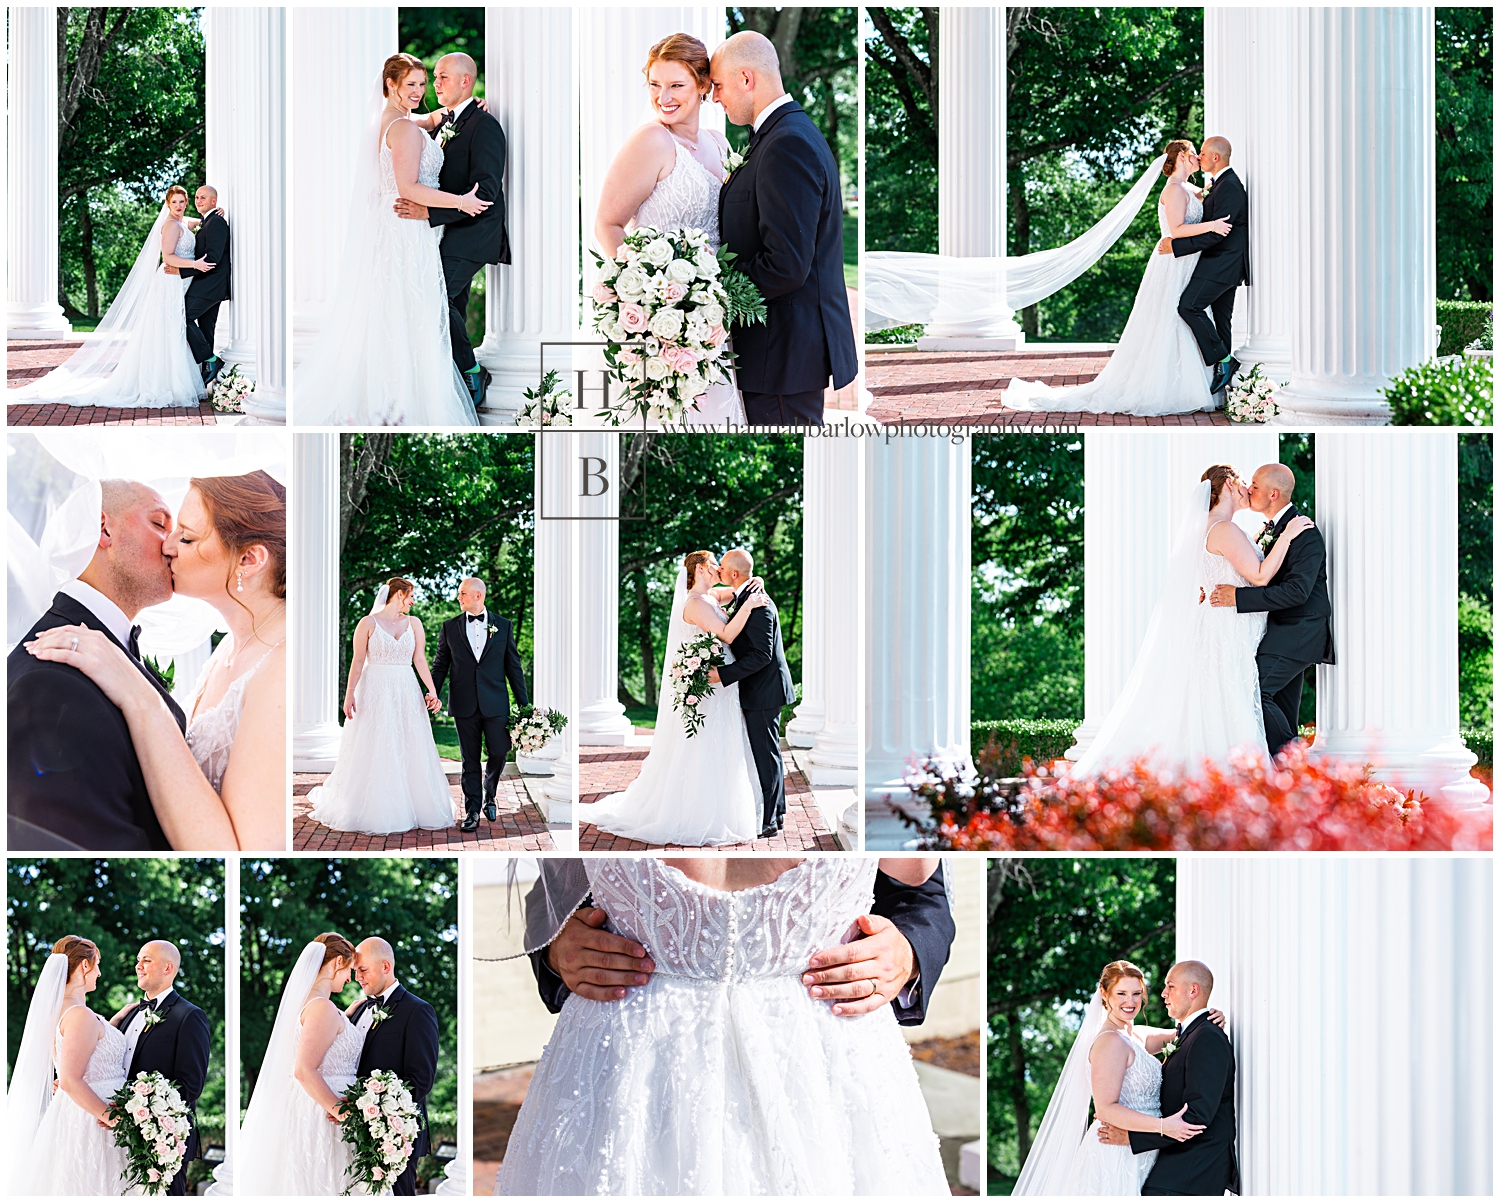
[8,952,69,1191]
[1013,989,1108,1195]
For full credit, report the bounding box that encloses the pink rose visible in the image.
[618,348,640,366]
[148,1170,160,1183]
[373,1169,386,1181]
[363,1103,381,1119]
[708,324,728,347]
[592,281,618,304]
[661,343,700,374]
[619,303,649,334]
[664,280,688,302]
[685,695,698,706]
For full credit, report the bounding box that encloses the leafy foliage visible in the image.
[6,859,226,1136]
[239,858,458,1128]
[971,719,1079,777]
[399,7,487,110]
[1384,356,1493,426]
[1458,434,1494,729]
[864,7,937,254]
[1436,8,1493,301]
[1436,299,1494,354]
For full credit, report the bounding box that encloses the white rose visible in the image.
[649,308,684,340]
[642,237,673,267]
[699,302,724,327]
[644,356,671,381]
[614,267,647,300]
[679,373,705,401]
[695,247,721,276]
[665,257,696,284]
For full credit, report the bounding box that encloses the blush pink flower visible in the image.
[664,280,689,302]
[661,343,701,374]
[592,281,618,304]
[708,324,728,347]
[619,303,649,334]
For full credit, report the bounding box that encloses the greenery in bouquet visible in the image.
[206,363,252,414]
[509,704,568,753]
[337,1069,421,1195]
[109,1071,191,1195]
[519,369,572,427]
[1224,362,1280,423]
[669,629,727,737]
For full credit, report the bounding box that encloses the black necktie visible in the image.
[127,625,142,660]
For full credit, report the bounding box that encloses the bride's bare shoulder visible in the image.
[383,115,424,149]
[620,121,678,166]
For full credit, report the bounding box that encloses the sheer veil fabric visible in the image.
[1013,990,1107,1196]
[7,953,69,1184]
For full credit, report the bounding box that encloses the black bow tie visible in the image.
[468,613,485,624]
[127,625,142,660]
[1175,1022,1183,1036]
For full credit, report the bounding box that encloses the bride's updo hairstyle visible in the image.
[1201,464,1238,509]
[382,51,425,97]
[191,471,287,610]
[644,33,712,97]
[384,576,415,602]
[313,932,355,968]
[683,549,713,587]
[164,184,189,207]
[53,935,100,980]
[1099,959,1147,1000]
[1162,139,1195,177]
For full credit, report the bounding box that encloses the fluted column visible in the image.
[804,438,861,787]
[207,7,288,422]
[292,433,343,771]
[476,7,577,425]
[7,7,70,338]
[1312,432,1486,805]
[919,7,1020,347]
[576,431,632,744]
[865,436,970,847]
[1204,8,1295,379]
[290,8,397,361]
[786,440,828,749]
[1179,857,1492,1194]
[530,433,578,824]
[1277,7,1435,423]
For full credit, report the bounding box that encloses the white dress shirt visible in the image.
[58,579,133,650]
[1176,1006,1211,1039]
[1267,503,1294,530]
[466,610,489,661]
[124,987,174,1066]
[446,96,475,123]
[358,981,401,1032]
[752,93,794,133]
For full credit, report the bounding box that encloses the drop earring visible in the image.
[237,571,244,593]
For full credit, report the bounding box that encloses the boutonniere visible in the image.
[368,1004,392,1027]
[722,146,746,181]
[1201,174,1214,198]
[487,623,498,639]
[436,119,458,148]
[1255,522,1278,554]
[1159,1039,1178,1061]
[141,1006,166,1030]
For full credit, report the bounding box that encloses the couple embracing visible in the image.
[580,548,794,846]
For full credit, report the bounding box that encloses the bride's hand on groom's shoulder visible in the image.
[24,625,154,714]
[1208,1008,1226,1029]
[1284,516,1315,539]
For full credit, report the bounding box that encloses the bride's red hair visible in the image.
[1162,140,1195,177]
[1099,959,1147,996]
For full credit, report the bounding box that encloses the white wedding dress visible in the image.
[186,639,282,794]
[1063,1031,1161,1195]
[20,1006,130,1195]
[307,620,456,833]
[1003,181,1216,415]
[627,137,746,426]
[294,114,479,426]
[11,215,205,408]
[497,858,951,1196]
[259,1006,364,1195]
[579,583,761,846]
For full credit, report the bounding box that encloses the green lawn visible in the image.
[428,719,514,763]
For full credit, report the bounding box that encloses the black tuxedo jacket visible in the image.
[1130,1013,1240,1195]
[427,102,510,266]
[717,101,857,395]
[1235,505,1336,665]
[353,984,441,1154]
[8,593,186,851]
[430,613,529,720]
[180,210,232,304]
[1172,167,1250,288]
[116,991,212,1188]
[714,587,796,712]
[529,866,956,1026]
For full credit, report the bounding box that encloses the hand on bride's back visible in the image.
[548,907,655,1001]
[1162,1104,1205,1142]
[457,183,491,217]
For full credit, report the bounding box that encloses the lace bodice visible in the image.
[1202,521,1259,588]
[1109,1030,1163,1115]
[366,621,416,666]
[630,139,722,247]
[315,1013,363,1081]
[166,221,195,264]
[379,117,444,202]
[1156,182,1203,237]
[586,858,877,981]
[682,595,737,663]
[186,644,279,793]
[55,1007,128,1090]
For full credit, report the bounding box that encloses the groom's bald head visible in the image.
[355,937,397,997]
[434,53,478,108]
[720,548,753,586]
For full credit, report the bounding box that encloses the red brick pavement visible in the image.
[292,769,554,852]
[865,348,1231,426]
[579,740,839,851]
[8,338,218,425]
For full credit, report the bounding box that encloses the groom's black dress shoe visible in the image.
[459,811,480,832]
[473,366,492,409]
[1209,356,1241,396]
[484,793,498,823]
[758,824,778,840]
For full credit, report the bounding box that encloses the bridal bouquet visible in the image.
[590,225,766,424]
[206,363,252,414]
[1225,363,1279,423]
[108,1071,192,1194]
[669,630,728,737]
[337,1069,421,1195]
[510,704,569,753]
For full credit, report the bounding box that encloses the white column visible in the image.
[1179,857,1492,1195]
[804,438,862,788]
[7,7,71,338]
[528,432,578,826]
[865,435,970,847]
[475,7,578,425]
[290,8,397,361]
[576,431,633,744]
[1276,7,1436,423]
[1204,7,1295,379]
[918,7,1021,349]
[1312,432,1486,806]
[207,6,288,422]
[786,439,827,749]
[292,433,343,771]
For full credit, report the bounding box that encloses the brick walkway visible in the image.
[579,737,839,851]
[865,348,1231,426]
[8,338,219,425]
[292,769,554,851]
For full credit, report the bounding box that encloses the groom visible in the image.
[1097,961,1239,1195]
[111,941,211,1196]
[710,32,857,426]
[178,184,231,385]
[393,53,509,408]
[348,938,440,1197]
[430,577,529,832]
[707,548,795,837]
[1159,136,1249,397]
[1208,463,1334,756]
[7,480,185,851]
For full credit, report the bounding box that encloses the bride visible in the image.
[1014,961,1222,1195]
[308,577,457,833]
[23,471,287,850]
[295,52,489,426]
[238,934,365,1194]
[498,857,952,1195]
[11,185,214,409]
[1003,141,1231,415]
[1070,464,1313,778]
[594,33,745,425]
[8,936,129,1195]
[580,551,767,845]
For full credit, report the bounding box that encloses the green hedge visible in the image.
[1463,727,1493,769]
[866,322,924,345]
[1385,356,1492,426]
[1437,300,1493,356]
[971,718,1078,776]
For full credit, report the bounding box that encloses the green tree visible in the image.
[398,7,486,109]
[864,7,937,254]
[987,857,1176,1193]
[239,858,458,1129]
[1458,433,1493,728]
[1436,8,1493,301]
[7,859,227,1146]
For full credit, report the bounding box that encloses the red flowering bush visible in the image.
[900,743,1492,852]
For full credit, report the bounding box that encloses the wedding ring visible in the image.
[70,636,79,652]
